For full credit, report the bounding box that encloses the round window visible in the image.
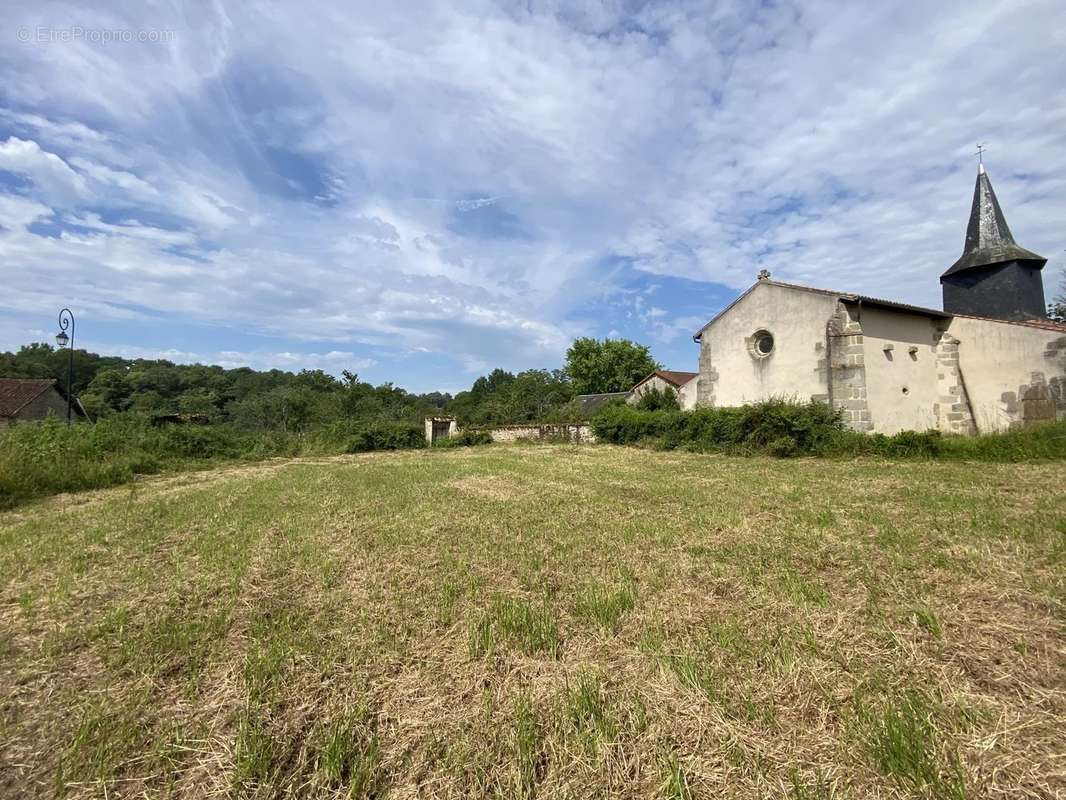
[752,330,774,357]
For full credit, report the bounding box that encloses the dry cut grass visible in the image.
[0,445,1063,799]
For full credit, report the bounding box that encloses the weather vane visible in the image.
[975,142,987,164]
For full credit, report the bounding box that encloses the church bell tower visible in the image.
[940,163,1047,320]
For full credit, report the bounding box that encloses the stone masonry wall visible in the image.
[827,302,871,432]
[1045,336,1066,422]
[487,424,595,443]
[932,329,977,435]
[696,336,718,407]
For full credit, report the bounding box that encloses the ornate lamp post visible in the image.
[55,308,75,424]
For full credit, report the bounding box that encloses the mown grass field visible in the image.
[0,445,1063,799]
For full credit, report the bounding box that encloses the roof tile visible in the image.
[0,378,57,417]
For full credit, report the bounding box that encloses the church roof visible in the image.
[941,165,1045,278]
[692,278,1066,342]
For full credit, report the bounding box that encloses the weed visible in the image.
[573,580,636,633]
[661,650,716,700]
[912,605,943,639]
[788,769,834,799]
[314,705,382,797]
[659,750,692,800]
[474,595,560,658]
[562,671,616,746]
[436,578,462,627]
[512,691,543,798]
[57,698,149,786]
[232,707,277,789]
[468,614,495,660]
[859,688,966,799]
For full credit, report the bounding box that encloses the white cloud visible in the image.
[95,344,377,374]
[0,136,89,204]
[1,0,1064,380]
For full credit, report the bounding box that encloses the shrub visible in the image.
[635,387,679,412]
[346,422,425,453]
[592,400,1066,462]
[592,399,843,456]
[433,430,493,448]
[0,413,433,509]
[0,415,308,509]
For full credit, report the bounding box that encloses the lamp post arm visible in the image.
[58,308,74,424]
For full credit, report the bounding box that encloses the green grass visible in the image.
[858,688,967,799]
[512,691,543,798]
[471,594,560,659]
[573,579,636,632]
[659,750,693,800]
[561,670,617,747]
[313,706,382,797]
[0,444,1062,798]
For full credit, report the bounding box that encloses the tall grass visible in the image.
[0,415,425,509]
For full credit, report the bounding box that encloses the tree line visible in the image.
[0,337,660,428]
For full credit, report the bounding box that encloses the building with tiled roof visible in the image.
[629,370,700,410]
[0,378,85,427]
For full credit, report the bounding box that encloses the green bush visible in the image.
[634,387,679,412]
[815,420,1066,461]
[346,422,425,453]
[433,430,493,448]
[592,400,1066,461]
[592,399,843,456]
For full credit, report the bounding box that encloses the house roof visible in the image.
[633,370,699,390]
[692,278,1066,342]
[0,378,59,418]
[574,392,630,416]
[941,165,1046,278]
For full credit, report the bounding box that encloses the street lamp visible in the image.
[55,308,74,424]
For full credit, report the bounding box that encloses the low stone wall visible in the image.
[487,423,595,443]
[425,418,596,444]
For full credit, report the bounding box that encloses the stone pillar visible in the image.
[696,336,718,407]
[828,302,871,432]
[933,330,977,435]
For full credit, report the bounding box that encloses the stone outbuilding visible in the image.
[692,165,1065,435]
[424,416,458,444]
[0,378,86,427]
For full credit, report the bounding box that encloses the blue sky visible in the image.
[1,1,1064,393]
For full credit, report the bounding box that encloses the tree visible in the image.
[1049,268,1066,323]
[563,337,660,395]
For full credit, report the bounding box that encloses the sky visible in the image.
[1,1,1064,394]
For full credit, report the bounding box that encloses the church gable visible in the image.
[695,280,841,408]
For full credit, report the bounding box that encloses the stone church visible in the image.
[692,164,1065,434]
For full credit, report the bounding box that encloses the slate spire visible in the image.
[941,164,1045,278]
[940,163,1048,320]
